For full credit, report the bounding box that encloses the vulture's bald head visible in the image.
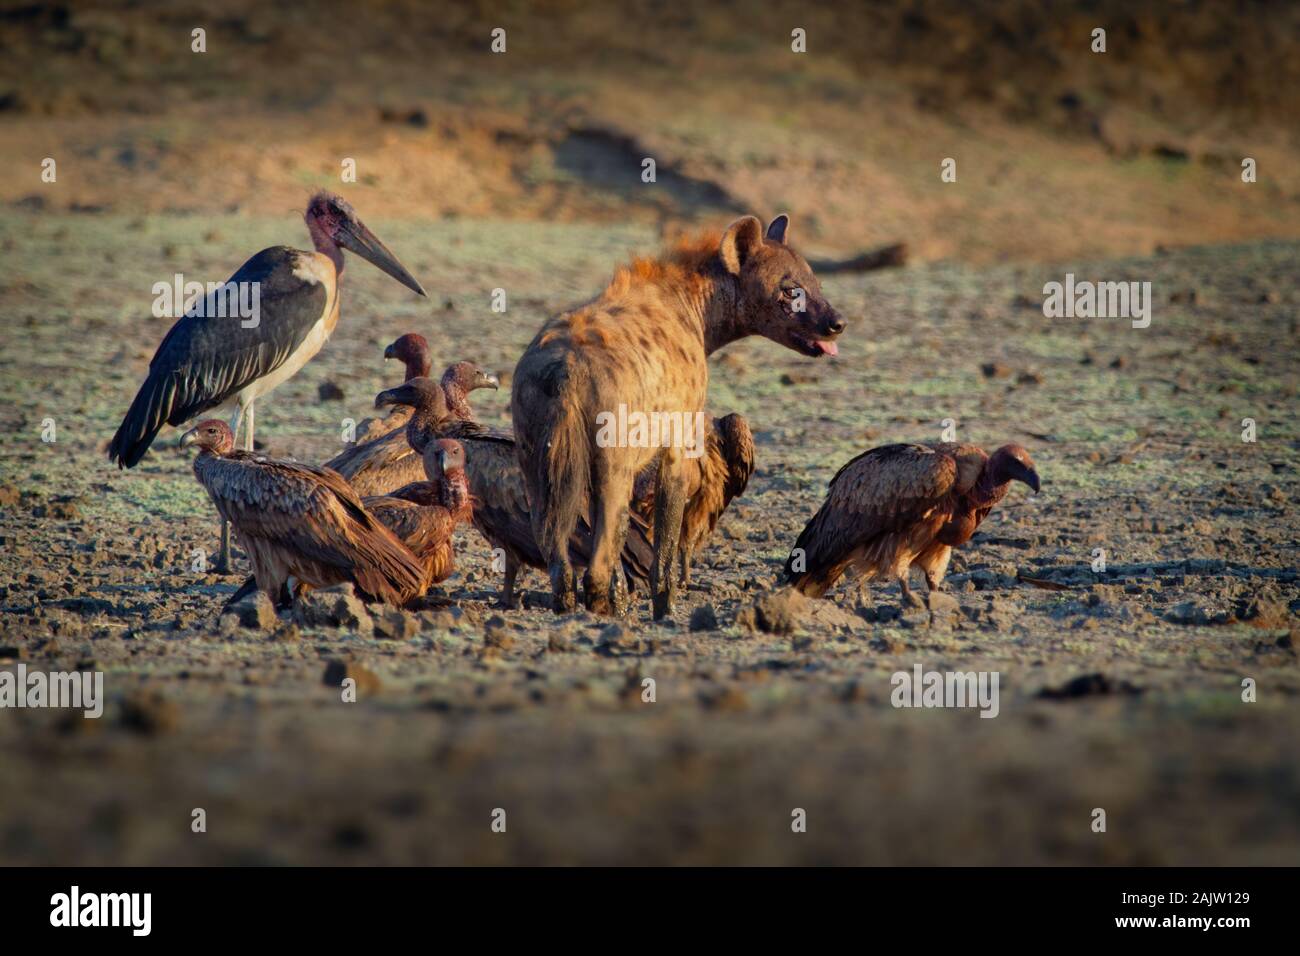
[990,443,1040,493]
[374,376,449,418]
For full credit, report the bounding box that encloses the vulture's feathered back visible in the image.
[785,442,1039,599]
[182,420,428,606]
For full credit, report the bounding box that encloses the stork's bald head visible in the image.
[384,333,432,380]
[305,191,426,296]
[179,419,235,455]
[990,443,1040,493]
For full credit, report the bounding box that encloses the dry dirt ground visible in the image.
[0,210,1296,864]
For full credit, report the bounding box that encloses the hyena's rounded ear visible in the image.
[765,214,789,244]
[720,216,765,275]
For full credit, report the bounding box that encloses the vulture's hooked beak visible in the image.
[337,217,427,297]
[178,427,199,448]
[383,343,397,361]
[483,372,500,390]
[375,384,414,410]
[435,447,449,473]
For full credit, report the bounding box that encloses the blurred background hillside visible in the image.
[1,0,1297,263]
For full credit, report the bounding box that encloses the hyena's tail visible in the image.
[520,370,590,607]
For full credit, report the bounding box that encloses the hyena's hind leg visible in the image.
[499,553,524,610]
[650,447,688,620]
[584,467,634,616]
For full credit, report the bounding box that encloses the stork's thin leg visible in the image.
[216,403,247,574]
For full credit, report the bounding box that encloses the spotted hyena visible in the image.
[512,214,845,618]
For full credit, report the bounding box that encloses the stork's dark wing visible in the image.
[784,444,957,589]
[194,453,426,604]
[109,247,330,467]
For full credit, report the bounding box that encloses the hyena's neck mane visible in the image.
[604,233,744,356]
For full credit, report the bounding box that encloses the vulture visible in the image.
[326,360,498,496]
[181,419,427,607]
[360,439,473,590]
[784,442,1040,601]
[110,191,426,572]
[226,437,474,608]
[351,332,434,444]
[375,377,654,608]
[631,412,756,586]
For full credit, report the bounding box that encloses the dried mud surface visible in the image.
[0,214,1296,864]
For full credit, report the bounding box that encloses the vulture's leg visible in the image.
[500,554,521,609]
[898,572,922,608]
[650,448,688,620]
[924,546,953,592]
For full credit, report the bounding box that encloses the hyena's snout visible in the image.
[819,306,846,338]
[804,299,845,339]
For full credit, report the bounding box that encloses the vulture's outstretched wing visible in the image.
[110,247,330,467]
[195,453,426,604]
[785,444,958,594]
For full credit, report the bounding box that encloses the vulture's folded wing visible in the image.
[786,444,958,585]
[327,427,425,496]
[196,455,426,603]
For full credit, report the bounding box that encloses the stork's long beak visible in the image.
[178,427,198,448]
[338,218,427,297]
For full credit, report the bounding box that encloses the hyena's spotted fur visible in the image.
[512,215,845,618]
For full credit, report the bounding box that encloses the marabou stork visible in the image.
[110,191,426,572]
[180,420,427,607]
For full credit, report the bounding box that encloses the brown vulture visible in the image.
[181,419,427,607]
[361,439,473,590]
[350,332,434,444]
[110,192,426,572]
[375,377,654,608]
[326,360,498,496]
[631,412,756,586]
[784,442,1040,601]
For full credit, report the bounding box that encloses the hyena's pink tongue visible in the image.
[816,339,839,356]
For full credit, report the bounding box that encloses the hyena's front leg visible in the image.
[651,447,687,620]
